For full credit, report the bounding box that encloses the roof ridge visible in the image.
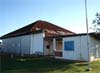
[37,20,75,33]
[0,20,75,39]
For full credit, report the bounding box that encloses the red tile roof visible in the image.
[0,20,75,39]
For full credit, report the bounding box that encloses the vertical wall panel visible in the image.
[2,35,31,54]
[2,39,7,52]
[21,35,30,54]
[30,33,44,54]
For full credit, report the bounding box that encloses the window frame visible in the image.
[64,41,74,51]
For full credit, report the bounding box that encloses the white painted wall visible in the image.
[30,33,44,54]
[63,35,89,61]
[2,35,31,54]
[90,36,100,61]
[20,35,31,54]
[44,40,54,55]
[2,39,8,52]
[2,32,44,55]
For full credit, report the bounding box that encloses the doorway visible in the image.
[55,38,63,57]
[44,38,54,56]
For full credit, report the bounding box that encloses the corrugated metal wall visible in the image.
[2,35,31,54]
[30,33,44,54]
[2,32,44,55]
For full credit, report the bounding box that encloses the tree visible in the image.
[92,13,100,33]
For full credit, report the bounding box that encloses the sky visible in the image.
[0,0,100,36]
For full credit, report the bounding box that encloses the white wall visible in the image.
[44,40,54,55]
[30,33,44,54]
[63,35,89,61]
[2,39,8,52]
[20,35,31,54]
[90,36,100,61]
[2,35,31,54]
[2,32,44,55]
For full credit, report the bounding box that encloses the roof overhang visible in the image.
[0,30,43,39]
[90,33,100,40]
[45,32,100,40]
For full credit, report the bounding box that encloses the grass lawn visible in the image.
[0,55,100,73]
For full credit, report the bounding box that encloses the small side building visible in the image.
[47,33,100,61]
[63,33,100,61]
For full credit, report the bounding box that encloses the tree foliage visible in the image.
[92,13,100,32]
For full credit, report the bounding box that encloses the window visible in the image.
[64,41,74,51]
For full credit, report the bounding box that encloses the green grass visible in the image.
[0,55,100,73]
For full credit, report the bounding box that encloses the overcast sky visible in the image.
[0,0,100,36]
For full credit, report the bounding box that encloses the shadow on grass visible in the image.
[0,55,88,73]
